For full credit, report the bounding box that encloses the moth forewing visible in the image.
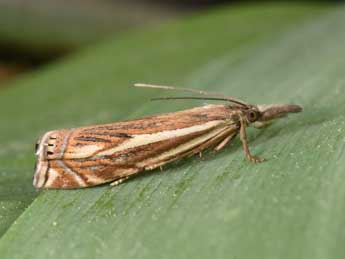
[34,104,239,189]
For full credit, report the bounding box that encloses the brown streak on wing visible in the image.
[74,136,112,143]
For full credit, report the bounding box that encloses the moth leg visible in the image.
[110,176,130,187]
[214,133,236,151]
[192,127,235,155]
[240,118,264,163]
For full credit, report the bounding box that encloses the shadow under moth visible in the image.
[34,83,302,189]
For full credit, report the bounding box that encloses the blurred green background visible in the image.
[0,0,227,82]
[0,0,338,82]
[1,1,345,259]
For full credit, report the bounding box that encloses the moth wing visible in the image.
[34,105,239,189]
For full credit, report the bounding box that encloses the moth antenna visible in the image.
[134,83,249,107]
[135,83,224,96]
[151,96,248,107]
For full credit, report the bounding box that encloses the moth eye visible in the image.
[247,110,259,122]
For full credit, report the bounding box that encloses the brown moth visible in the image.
[33,83,302,189]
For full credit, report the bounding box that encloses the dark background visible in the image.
[0,0,338,83]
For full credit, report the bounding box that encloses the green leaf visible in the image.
[1,3,344,259]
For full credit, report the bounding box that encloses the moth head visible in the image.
[248,104,302,128]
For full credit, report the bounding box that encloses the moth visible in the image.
[33,83,302,189]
